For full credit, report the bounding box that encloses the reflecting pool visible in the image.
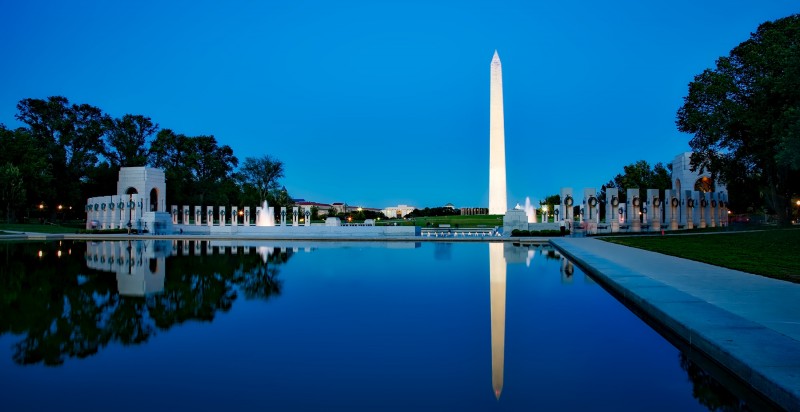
[0,240,772,411]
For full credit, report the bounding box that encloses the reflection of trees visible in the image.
[0,241,290,366]
[679,353,746,411]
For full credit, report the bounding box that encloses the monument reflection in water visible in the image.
[0,240,770,411]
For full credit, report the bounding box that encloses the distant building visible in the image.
[295,201,333,216]
[444,203,456,209]
[461,207,489,216]
[382,204,416,218]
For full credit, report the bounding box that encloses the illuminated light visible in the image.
[38,250,43,258]
[58,205,63,210]
[238,210,244,216]
[39,204,44,210]
[57,250,62,258]
[796,200,800,206]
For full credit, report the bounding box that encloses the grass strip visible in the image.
[603,229,800,283]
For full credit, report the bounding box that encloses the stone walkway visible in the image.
[550,237,800,411]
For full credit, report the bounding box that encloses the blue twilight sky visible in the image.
[0,1,797,209]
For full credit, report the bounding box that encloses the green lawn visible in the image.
[604,228,800,282]
[380,215,505,228]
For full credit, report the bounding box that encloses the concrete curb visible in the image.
[550,238,799,411]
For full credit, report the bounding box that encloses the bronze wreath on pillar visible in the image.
[671,198,679,207]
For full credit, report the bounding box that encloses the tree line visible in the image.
[0,96,288,222]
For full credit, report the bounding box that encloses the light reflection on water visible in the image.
[0,240,774,411]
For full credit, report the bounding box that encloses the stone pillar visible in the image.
[280,207,287,226]
[708,192,717,228]
[255,206,262,226]
[292,206,299,227]
[183,206,190,225]
[607,188,620,233]
[627,188,640,232]
[648,189,661,232]
[583,188,597,234]
[244,207,251,226]
[171,205,178,224]
[560,187,573,230]
[304,207,311,227]
[698,194,707,228]
[206,206,214,227]
[231,206,238,225]
[719,192,728,226]
[117,200,125,229]
[195,206,202,226]
[219,206,226,226]
[668,190,679,230]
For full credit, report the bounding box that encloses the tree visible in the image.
[239,155,285,203]
[676,14,800,226]
[104,114,158,167]
[189,135,238,205]
[0,164,25,222]
[149,129,194,205]
[605,160,672,202]
[0,125,53,216]
[15,96,107,209]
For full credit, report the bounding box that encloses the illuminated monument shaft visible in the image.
[489,51,507,214]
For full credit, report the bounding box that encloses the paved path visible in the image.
[551,237,800,411]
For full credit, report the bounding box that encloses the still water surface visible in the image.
[0,240,762,411]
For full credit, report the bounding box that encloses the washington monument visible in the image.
[489,50,507,214]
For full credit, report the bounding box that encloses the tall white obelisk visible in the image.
[489,50,507,215]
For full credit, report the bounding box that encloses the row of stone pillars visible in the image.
[171,205,312,227]
[558,187,729,233]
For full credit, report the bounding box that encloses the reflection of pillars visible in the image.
[489,243,506,400]
[280,207,287,226]
[292,207,299,226]
[206,240,213,254]
[182,240,189,255]
[194,239,201,254]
